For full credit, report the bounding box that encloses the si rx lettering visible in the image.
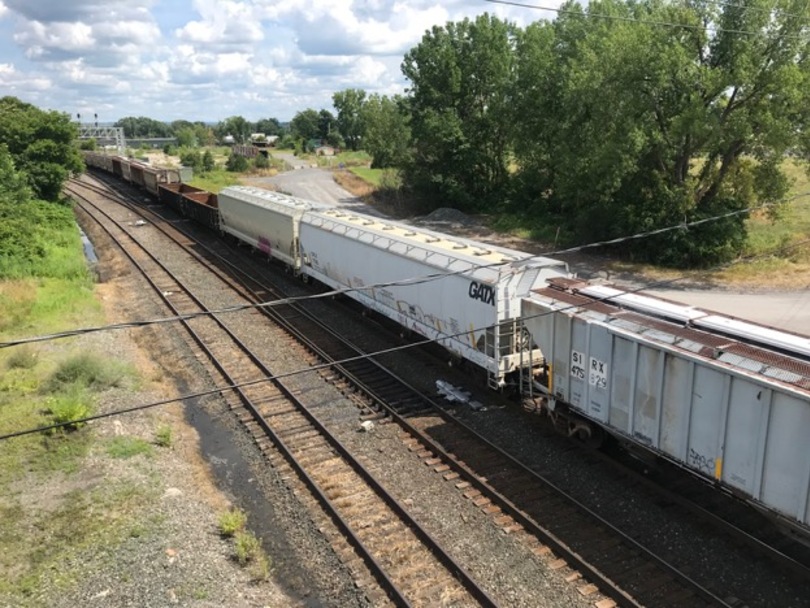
[468,282,495,306]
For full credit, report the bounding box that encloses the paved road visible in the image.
[246,161,810,336]
[645,288,810,334]
[244,154,387,217]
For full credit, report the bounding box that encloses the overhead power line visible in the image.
[2,234,809,443]
[3,189,808,351]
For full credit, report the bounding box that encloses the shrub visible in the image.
[154,424,172,447]
[218,508,247,537]
[250,552,271,582]
[45,389,93,432]
[45,353,129,392]
[225,153,249,172]
[253,154,270,169]
[233,530,261,566]
[6,346,38,370]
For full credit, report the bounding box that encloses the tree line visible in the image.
[5,0,805,269]
[231,0,807,267]
[397,0,810,266]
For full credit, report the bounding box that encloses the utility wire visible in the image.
[3,190,809,350]
[484,0,810,39]
[2,236,809,442]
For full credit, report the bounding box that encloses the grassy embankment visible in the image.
[0,198,147,600]
[720,159,810,286]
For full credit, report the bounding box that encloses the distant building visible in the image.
[222,134,235,145]
[250,133,279,147]
[233,144,268,158]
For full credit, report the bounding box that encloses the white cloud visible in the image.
[0,62,52,93]
[0,0,562,121]
[14,20,95,54]
[175,0,263,47]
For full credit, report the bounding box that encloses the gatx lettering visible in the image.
[468,281,495,306]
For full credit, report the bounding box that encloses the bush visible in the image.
[233,530,262,566]
[6,346,38,370]
[45,353,129,392]
[202,150,215,173]
[180,149,202,172]
[253,154,270,170]
[45,388,93,432]
[154,424,172,447]
[225,153,249,172]
[218,508,247,537]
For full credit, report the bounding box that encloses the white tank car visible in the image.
[218,186,331,272]
[298,207,569,388]
[521,278,810,535]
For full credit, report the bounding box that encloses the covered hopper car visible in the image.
[218,186,570,387]
[521,278,810,535]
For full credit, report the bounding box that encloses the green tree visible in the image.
[175,126,198,148]
[317,109,336,141]
[202,150,215,173]
[0,144,31,206]
[361,94,411,168]
[0,97,83,201]
[194,123,216,147]
[216,116,253,144]
[512,0,810,266]
[170,120,194,134]
[402,14,518,211]
[290,109,320,142]
[114,116,171,138]
[180,150,202,172]
[332,88,367,150]
[255,118,282,136]
[226,153,249,172]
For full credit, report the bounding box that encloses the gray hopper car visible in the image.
[521,278,810,534]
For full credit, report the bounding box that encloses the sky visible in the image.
[0,0,559,124]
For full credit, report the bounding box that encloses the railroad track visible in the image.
[67,180,496,608]
[71,174,810,607]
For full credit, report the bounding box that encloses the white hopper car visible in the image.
[521,278,810,534]
[218,186,569,387]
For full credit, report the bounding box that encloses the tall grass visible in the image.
[349,167,385,187]
[188,168,239,193]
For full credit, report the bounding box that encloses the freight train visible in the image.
[81,151,810,537]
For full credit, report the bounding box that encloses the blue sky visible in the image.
[0,0,558,123]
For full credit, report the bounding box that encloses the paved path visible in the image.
[645,288,810,334]
[243,154,386,217]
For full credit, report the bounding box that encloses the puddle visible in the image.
[77,223,98,264]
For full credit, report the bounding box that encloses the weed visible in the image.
[249,552,271,582]
[44,387,93,432]
[187,168,239,193]
[233,530,262,566]
[106,436,153,459]
[44,353,131,392]
[218,508,247,538]
[154,424,172,448]
[6,346,38,370]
